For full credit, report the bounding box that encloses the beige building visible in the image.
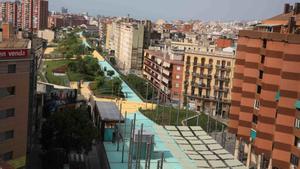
[105,23,112,50]
[37,29,55,43]
[171,40,216,53]
[106,20,144,74]
[183,48,235,118]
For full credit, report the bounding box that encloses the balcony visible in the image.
[214,86,229,92]
[214,75,230,82]
[197,64,205,68]
[205,64,213,69]
[216,65,231,71]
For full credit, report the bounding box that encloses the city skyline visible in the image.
[49,0,299,21]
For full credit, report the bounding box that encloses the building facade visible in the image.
[183,49,235,118]
[143,49,184,104]
[0,39,31,168]
[106,19,144,74]
[228,3,300,169]
[0,1,22,29]
[0,0,48,31]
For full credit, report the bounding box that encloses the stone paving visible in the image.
[164,125,247,169]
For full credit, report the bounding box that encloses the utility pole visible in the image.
[146,81,149,109]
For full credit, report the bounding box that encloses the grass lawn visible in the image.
[140,106,226,132]
[44,59,96,86]
[44,60,71,86]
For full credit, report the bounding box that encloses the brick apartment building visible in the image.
[228,3,300,169]
[48,14,88,29]
[0,0,48,31]
[0,23,45,168]
[143,49,184,104]
[0,39,31,168]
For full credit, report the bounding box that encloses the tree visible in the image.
[109,57,116,65]
[95,76,105,88]
[107,70,115,77]
[55,32,84,58]
[41,106,98,160]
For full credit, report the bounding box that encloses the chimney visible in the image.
[288,17,296,34]
[294,3,300,15]
[2,22,15,40]
[284,3,290,14]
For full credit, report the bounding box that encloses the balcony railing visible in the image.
[216,65,231,71]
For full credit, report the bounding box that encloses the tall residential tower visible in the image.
[228,3,300,169]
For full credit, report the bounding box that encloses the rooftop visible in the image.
[96,101,124,122]
[0,39,30,49]
[144,49,184,65]
[263,12,300,25]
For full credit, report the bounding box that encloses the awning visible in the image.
[250,129,257,140]
[295,100,300,110]
[275,91,280,101]
[95,101,124,122]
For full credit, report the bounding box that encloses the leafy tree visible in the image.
[55,32,85,58]
[107,70,115,77]
[95,76,105,88]
[41,106,98,159]
[109,57,116,65]
[68,56,100,78]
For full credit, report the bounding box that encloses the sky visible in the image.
[49,0,299,21]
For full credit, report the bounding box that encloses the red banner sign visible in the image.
[0,49,29,59]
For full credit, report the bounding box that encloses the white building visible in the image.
[106,20,144,75]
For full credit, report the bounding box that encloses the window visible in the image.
[295,137,300,148]
[0,87,15,98]
[227,62,231,66]
[257,85,262,94]
[295,118,300,129]
[291,154,299,167]
[0,108,15,119]
[175,83,180,88]
[259,70,264,79]
[254,100,260,110]
[8,64,16,73]
[176,66,181,71]
[176,75,180,79]
[224,92,228,98]
[252,115,258,124]
[261,55,265,64]
[262,39,267,48]
[0,151,13,161]
[217,60,220,65]
[215,80,219,86]
[0,130,14,142]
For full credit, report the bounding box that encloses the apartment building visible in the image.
[0,0,48,31]
[48,14,88,28]
[143,49,184,104]
[0,39,31,168]
[106,19,144,74]
[37,0,48,30]
[183,48,235,118]
[0,1,22,29]
[228,3,300,169]
[0,22,46,168]
[105,22,112,50]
